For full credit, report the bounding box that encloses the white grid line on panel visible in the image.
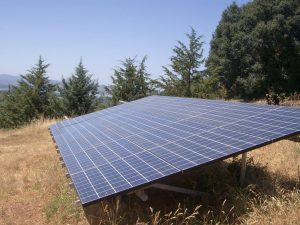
[76,122,150,183]
[100,115,216,162]
[55,128,100,200]
[70,125,132,190]
[64,127,117,193]
[83,120,179,175]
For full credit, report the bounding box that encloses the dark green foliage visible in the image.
[206,0,300,99]
[0,57,58,128]
[59,60,99,117]
[110,56,150,104]
[0,86,31,128]
[158,28,205,97]
[266,90,286,105]
[0,92,7,101]
[192,73,222,99]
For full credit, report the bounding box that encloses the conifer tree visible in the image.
[159,28,205,97]
[0,56,57,128]
[19,56,56,116]
[59,60,98,116]
[110,56,150,104]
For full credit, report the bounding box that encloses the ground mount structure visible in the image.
[49,96,300,206]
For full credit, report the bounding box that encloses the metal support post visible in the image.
[240,152,247,186]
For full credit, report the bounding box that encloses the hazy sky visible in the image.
[0,0,250,84]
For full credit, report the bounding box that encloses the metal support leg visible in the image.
[75,199,81,207]
[135,190,148,201]
[129,183,205,202]
[240,152,247,186]
[150,183,205,196]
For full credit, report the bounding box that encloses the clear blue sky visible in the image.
[0,0,250,85]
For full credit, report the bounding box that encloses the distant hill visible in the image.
[98,84,110,97]
[0,74,60,91]
[0,74,19,90]
[0,74,109,96]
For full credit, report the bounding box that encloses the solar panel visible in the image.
[49,96,300,205]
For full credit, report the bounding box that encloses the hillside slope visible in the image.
[0,74,19,90]
[0,120,299,224]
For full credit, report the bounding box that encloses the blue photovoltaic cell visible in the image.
[49,96,300,205]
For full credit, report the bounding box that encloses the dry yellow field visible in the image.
[0,119,299,224]
[0,120,87,225]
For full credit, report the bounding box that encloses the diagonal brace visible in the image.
[150,183,205,196]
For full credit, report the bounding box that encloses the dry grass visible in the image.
[255,94,300,107]
[0,119,300,225]
[0,119,87,225]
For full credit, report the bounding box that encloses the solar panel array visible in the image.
[49,96,300,205]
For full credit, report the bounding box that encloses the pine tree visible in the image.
[19,56,56,117]
[110,56,150,104]
[0,56,57,128]
[159,28,205,97]
[59,60,99,116]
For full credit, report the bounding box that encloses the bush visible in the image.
[266,90,286,105]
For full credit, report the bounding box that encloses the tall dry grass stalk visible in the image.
[145,203,201,225]
[240,188,300,224]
